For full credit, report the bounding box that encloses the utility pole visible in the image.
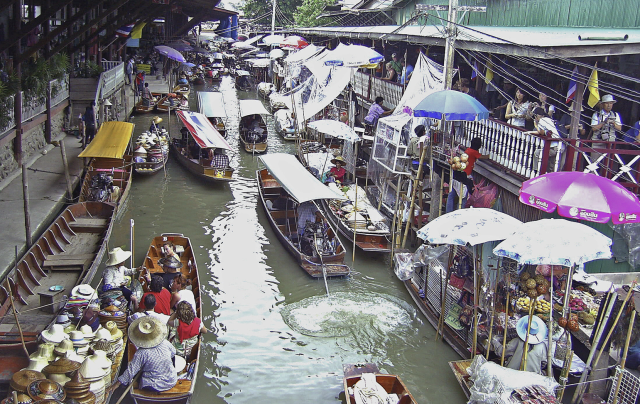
[271,0,276,35]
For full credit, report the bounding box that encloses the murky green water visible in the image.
[107,77,467,404]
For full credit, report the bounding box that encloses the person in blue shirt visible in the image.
[399,59,413,84]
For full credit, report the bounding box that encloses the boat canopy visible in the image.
[239,99,270,118]
[176,110,231,150]
[212,52,224,59]
[78,121,134,159]
[236,70,250,76]
[197,92,228,119]
[260,153,346,203]
[284,44,324,64]
[246,58,271,68]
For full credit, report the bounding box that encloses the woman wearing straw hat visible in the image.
[325,156,347,184]
[500,315,548,374]
[102,247,139,302]
[106,317,177,394]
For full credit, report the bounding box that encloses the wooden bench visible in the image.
[42,254,93,270]
[69,218,108,231]
[132,379,192,397]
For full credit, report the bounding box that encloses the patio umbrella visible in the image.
[166,42,193,52]
[519,172,640,224]
[281,35,308,49]
[154,45,186,63]
[413,90,489,121]
[262,34,285,46]
[269,49,285,59]
[321,43,383,67]
[307,120,360,142]
[231,42,257,50]
[417,207,523,246]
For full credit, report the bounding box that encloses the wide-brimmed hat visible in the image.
[53,339,74,356]
[158,256,183,269]
[601,94,616,104]
[331,156,346,166]
[71,285,95,298]
[41,324,68,344]
[153,116,163,124]
[105,247,131,266]
[128,316,167,349]
[516,315,548,345]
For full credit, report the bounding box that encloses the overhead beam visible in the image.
[173,14,206,38]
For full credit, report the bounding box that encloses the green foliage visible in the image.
[294,0,335,27]
[242,0,303,27]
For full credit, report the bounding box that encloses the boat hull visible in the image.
[170,141,233,182]
[134,152,168,175]
[79,156,133,214]
[239,115,268,154]
[343,364,417,404]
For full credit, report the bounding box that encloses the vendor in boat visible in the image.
[102,247,139,303]
[157,255,183,291]
[106,316,177,394]
[271,187,296,211]
[325,156,347,183]
[209,148,230,169]
[139,275,172,315]
[141,83,153,107]
[188,140,201,160]
[494,315,548,375]
[170,273,196,312]
[149,116,162,133]
[168,301,208,358]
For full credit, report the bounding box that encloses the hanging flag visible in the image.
[566,66,578,104]
[587,63,600,108]
[471,60,478,80]
[130,22,147,40]
[484,60,494,84]
[115,23,135,38]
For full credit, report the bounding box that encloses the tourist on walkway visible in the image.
[590,94,622,163]
[529,107,565,173]
[447,137,489,212]
[505,88,532,129]
[82,103,97,145]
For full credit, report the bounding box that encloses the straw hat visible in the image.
[41,324,68,344]
[55,314,71,328]
[93,329,112,342]
[153,116,163,124]
[128,316,168,349]
[53,339,74,356]
[158,256,183,270]
[69,331,88,347]
[105,321,123,341]
[80,325,95,340]
[515,315,548,345]
[331,156,346,166]
[31,343,55,361]
[105,247,131,266]
[27,379,66,401]
[10,370,46,393]
[42,357,81,376]
[71,285,95,299]
[134,147,148,156]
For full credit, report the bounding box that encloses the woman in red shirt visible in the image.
[138,275,172,315]
[168,301,207,358]
[326,156,347,183]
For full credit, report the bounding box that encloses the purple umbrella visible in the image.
[154,45,186,63]
[166,42,193,52]
[519,172,640,224]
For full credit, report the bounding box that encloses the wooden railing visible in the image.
[352,70,403,110]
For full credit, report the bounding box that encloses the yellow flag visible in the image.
[587,65,600,108]
[485,60,494,84]
[130,22,146,39]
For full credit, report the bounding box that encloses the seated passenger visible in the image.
[162,241,180,260]
[168,301,208,358]
[138,275,172,315]
[209,148,230,169]
[170,273,196,313]
[157,256,183,291]
[128,294,171,324]
[271,188,296,211]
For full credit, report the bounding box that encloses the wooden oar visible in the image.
[113,373,141,404]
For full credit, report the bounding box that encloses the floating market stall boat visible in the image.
[133,118,169,175]
[129,233,201,404]
[197,92,228,137]
[0,201,115,389]
[234,70,253,91]
[78,122,134,212]
[273,109,298,141]
[257,153,350,277]
[172,83,190,97]
[156,93,189,112]
[343,363,417,404]
[239,99,270,154]
[172,110,234,182]
[135,92,164,113]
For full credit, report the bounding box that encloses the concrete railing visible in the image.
[22,75,70,122]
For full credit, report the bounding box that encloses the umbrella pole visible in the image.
[547,266,554,376]
[485,268,500,360]
[437,246,454,341]
[520,300,536,371]
[612,311,636,404]
[471,245,478,357]
[402,143,427,248]
[562,265,575,316]
[352,183,357,263]
[501,274,510,366]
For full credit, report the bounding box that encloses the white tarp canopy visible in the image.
[260,153,346,203]
[284,44,324,64]
[261,34,286,46]
[175,110,231,150]
[245,58,271,68]
[245,34,264,45]
[307,120,360,141]
[197,92,228,118]
[316,43,383,67]
[378,113,413,130]
[394,52,449,114]
[239,99,270,118]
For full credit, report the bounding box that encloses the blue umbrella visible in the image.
[413,90,489,121]
[166,42,193,52]
[154,45,186,63]
[183,62,196,67]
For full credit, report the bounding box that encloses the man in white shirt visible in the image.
[529,107,564,173]
[590,94,622,163]
[128,294,170,324]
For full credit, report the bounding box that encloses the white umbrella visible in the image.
[320,43,384,67]
[417,208,523,246]
[231,42,257,50]
[269,49,285,59]
[307,120,360,142]
[262,34,286,46]
[492,218,612,266]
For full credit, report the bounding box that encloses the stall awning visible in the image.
[239,99,270,118]
[259,153,346,203]
[197,92,228,118]
[176,110,231,150]
[78,122,134,159]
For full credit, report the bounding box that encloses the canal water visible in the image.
[106,76,467,403]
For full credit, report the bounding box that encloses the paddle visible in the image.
[112,373,141,404]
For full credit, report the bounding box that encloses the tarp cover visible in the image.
[259,153,346,203]
[175,110,231,150]
[78,121,134,158]
[239,99,270,117]
[197,92,228,118]
[284,44,323,64]
[394,52,448,115]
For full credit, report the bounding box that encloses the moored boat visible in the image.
[172,110,234,182]
[135,92,163,113]
[129,233,201,404]
[343,363,417,404]
[257,153,350,277]
[274,108,298,141]
[234,70,253,91]
[78,121,134,212]
[156,93,189,112]
[172,83,190,97]
[0,201,115,388]
[197,92,228,137]
[239,99,270,154]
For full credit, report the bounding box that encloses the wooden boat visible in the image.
[274,108,298,141]
[343,363,417,404]
[129,233,201,404]
[234,69,253,91]
[449,359,474,399]
[172,83,190,97]
[134,146,168,175]
[156,93,189,112]
[135,92,163,113]
[172,110,234,182]
[257,153,350,277]
[78,122,134,212]
[197,92,228,137]
[0,202,115,387]
[239,99,269,154]
[320,184,391,253]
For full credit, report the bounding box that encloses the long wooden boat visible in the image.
[134,147,168,175]
[173,110,234,182]
[78,122,134,212]
[172,83,190,97]
[320,184,391,253]
[197,92,228,137]
[135,92,164,113]
[156,93,189,113]
[449,359,474,399]
[274,109,298,141]
[343,363,417,404]
[234,69,253,91]
[239,99,269,154]
[257,153,350,277]
[129,233,201,404]
[0,201,115,388]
